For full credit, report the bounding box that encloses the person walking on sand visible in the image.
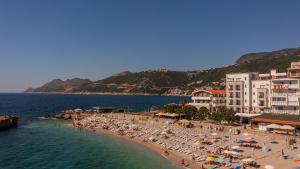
[181,159,185,165]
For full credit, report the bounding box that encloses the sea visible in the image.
[0,93,189,169]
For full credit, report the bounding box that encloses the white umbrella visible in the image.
[265,165,275,169]
[232,146,240,150]
[194,142,200,146]
[231,151,240,155]
[242,158,255,163]
[243,133,250,136]
[211,133,218,136]
[161,132,167,135]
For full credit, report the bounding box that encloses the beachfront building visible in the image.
[251,69,287,113]
[226,73,259,113]
[287,61,300,78]
[251,80,271,113]
[270,78,300,115]
[258,69,287,80]
[189,89,226,111]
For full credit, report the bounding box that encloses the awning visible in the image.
[235,113,261,118]
[266,123,281,129]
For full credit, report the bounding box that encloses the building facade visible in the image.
[270,78,300,115]
[189,89,226,111]
[226,73,259,113]
[251,80,271,113]
[287,61,300,78]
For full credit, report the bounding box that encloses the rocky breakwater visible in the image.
[0,116,18,131]
[47,112,75,120]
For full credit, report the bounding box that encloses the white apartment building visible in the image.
[251,80,271,113]
[259,69,287,80]
[270,78,300,115]
[251,69,287,113]
[189,89,226,111]
[287,61,300,78]
[226,73,259,113]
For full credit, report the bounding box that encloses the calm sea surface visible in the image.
[0,93,188,169]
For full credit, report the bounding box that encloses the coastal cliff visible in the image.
[0,116,18,131]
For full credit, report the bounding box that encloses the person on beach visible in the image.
[181,159,184,165]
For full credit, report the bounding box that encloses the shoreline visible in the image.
[70,124,199,169]
[22,92,191,97]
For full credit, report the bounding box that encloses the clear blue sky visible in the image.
[0,0,300,92]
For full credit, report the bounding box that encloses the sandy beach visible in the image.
[71,112,300,169]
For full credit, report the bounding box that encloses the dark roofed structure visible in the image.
[252,113,300,126]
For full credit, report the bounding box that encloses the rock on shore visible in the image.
[47,113,75,120]
[0,116,18,131]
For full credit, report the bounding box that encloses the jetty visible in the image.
[0,116,18,131]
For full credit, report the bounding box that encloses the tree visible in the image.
[195,107,209,121]
[178,105,198,120]
[163,104,180,113]
[223,108,236,124]
[209,106,236,124]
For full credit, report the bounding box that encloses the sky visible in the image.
[0,0,300,92]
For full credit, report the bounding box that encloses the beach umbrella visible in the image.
[234,165,241,169]
[239,140,245,144]
[193,142,200,146]
[161,132,167,135]
[231,151,240,156]
[206,156,215,162]
[242,158,255,163]
[265,165,275,169]
[232,146,240,150]
[217,157,225,163]
[262,145,270,152]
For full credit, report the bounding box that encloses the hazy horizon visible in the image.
[1,0,300,92]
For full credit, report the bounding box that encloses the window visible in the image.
[259,92,264,98]
[236,85,240,90]
[229,92,234,98]
[236,100,241,105]
[253,92,255,95]
[245,84,247,88]
[259,101,264,106]
[245,92,247,95]
[245,99,247,103]
[253,99,255,103]
[229,85,233,90]
[236,92,240,98]
[253,84,255,88]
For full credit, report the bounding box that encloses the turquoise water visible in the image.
[0,94,183,169]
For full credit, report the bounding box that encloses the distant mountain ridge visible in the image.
[25,46,300,95]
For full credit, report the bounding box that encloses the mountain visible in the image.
[25,78,92,93]
[25,47,300,95]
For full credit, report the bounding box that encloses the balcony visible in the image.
[271,101,287,106]
[272,84,299,90]
[288,101,300,106]
[288,72,300,78]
